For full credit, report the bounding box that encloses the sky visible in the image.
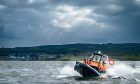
[0,0,140,47]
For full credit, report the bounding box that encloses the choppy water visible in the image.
[0,61,140,84]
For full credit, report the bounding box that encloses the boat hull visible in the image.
[74,61,102,77]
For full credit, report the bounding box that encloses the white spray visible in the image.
[57,61,140,79]
[107,63,134,78]
[56,65,81,78]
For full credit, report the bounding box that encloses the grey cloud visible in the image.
[0,0,140,47]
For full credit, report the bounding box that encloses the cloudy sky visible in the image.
[0,0,140,47]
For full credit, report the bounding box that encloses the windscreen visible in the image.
[92,55,101,62]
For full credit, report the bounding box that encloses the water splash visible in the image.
[56,61,140,80]
[60,66,76,75]
[107,62,140,78]
[57,65,80,78]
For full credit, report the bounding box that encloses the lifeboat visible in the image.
[74,52,115,77]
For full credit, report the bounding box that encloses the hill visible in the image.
[0,43,140,56]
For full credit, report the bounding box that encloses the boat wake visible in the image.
[107,63,134,78]
[56,65,81,78]
[55,61,140,81]
[107,63,140,83]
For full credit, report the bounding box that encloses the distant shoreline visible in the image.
[0,43,140,61]
[1,55,140,61]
